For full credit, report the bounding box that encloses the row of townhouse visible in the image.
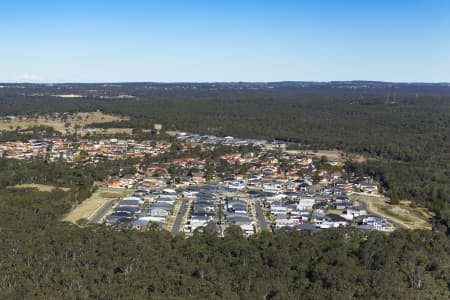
[264,182,392,232]
[224,197,255,236]
[105,187,181,230]
[185,188,218,233]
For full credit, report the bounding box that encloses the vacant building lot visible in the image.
[284,149,366,163]
[351,194,433,230]
[63,187,131,224]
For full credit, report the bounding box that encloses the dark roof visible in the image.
[115,206,140,213]
[313,202,328,209]
[195,199,214,204]
[192,214,216,218]
[325,214,348,222]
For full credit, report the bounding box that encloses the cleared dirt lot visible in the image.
[9,184,70,192]
[63,188,131,223]
[284,149,366,163]
[351,193,433,230]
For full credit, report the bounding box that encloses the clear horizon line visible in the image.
[1,80,449,85]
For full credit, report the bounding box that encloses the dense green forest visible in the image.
[0,157,138,204]
[0,82,449,298]
[0,186,448,299]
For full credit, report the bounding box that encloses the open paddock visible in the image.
[0,112,127,134]
[9,184,70,192]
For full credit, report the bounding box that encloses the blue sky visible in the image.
[1,0,449,82]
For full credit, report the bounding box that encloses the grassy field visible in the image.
[350,193,433,230]
[0,112,126,134]
[9,184,70,192]
[94,128,134,135]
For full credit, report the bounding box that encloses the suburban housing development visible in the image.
[1,131,397,235]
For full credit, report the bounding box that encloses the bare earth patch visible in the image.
[326,209,345,215]
[284,149,366,163]
[351,194,433,230]
[63,188,130,223]
[9,184,70,192]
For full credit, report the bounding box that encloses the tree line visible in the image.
[0,185,448,299]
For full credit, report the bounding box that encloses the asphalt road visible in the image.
[171,199,188,236]
[254,199,268,231]
[89,198,116,224]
